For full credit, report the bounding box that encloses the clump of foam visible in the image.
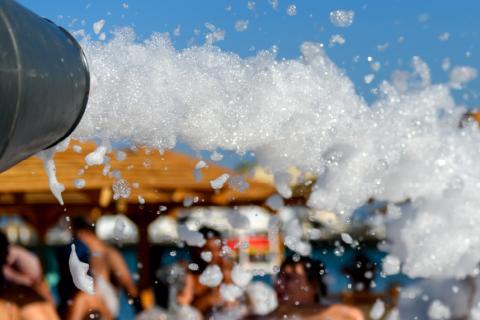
[38,142,68,205]
[113,216,126,241]
[231,264,253,287]
[204,23,225,45]
[93,19,106,35]
[247,281,278,316]
[449,66,477,89]
[74,178,86,189]
[340,232,353,245]
[69,244,94,295]
[382,254,401,275]
[370,299,385,320]
[210,173,230,189]
[428,300,451,320]
[286,4,297,16]
[199,264,223,287]
[178,224,206,247]
[329,34,346,47]
[220,283,243,302]
[201,251,212,262]
[85,145,108,166]
[234,20,249,32]
[330,10,355,27]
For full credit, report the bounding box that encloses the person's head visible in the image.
[275,255,327,305]
[70,216,95,236]
[189,227,222,272]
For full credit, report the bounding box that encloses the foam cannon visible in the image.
[0,0,89,172]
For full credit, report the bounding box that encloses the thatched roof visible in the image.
[0,141,275,207]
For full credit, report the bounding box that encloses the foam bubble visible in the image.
[330,10,355,27]
[449,66,477,89]
[370,299,385,320]
[199,264,223,287]
[38,148,65,205]
[69,244,95,295]
[178,224,206,247]
[232,264,253,287]
[93,19,106,35]
[286,4,297,16]
[220,283,243,302]
[210,173,230,189]
[428,300,451,320]
[234,20,249,32]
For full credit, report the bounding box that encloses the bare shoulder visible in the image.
[0,300,20,320]
[317,304,365,320]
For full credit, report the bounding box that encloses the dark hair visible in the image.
[198,226,222,240]
[280,255,328,300]
[0,231,8,267]
[188,227,222,274]
[70,216,95,234]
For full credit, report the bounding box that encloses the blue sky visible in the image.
[17,0,480,168]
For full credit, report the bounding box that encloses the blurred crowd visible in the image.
[0,218,366,320]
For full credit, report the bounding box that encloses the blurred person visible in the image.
[251,255,364,320]
[2,239,53,302]
[177,227,230,317]
[343,252,376,292]
[56,239,112,320]
[70,216,140,318]
[0,231,60,320]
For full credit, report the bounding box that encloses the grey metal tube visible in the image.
[0,0,89,172]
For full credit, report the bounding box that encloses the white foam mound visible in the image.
[199,264,223,287]
[70,29,480,280]
[177,224,206,247]
[69,244,95,295]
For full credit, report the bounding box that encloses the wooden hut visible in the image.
[0,141,276,291]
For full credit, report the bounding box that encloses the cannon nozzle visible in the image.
[0,0,90,172]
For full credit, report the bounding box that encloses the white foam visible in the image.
[232,264,253,287]
[210,173,230,189]
[200,251,212,262]
[329,34,346,47]
[370,299,385,320]
[382,254,401,275]
[74,178,86,189]
[364,73,375,84]
[286,4,297,16]
[267,0,279,10]
[199,264,223,287]
[449,66,477,89]
[266,194,284,210]
[69,244,95,295]
[204,23,225,45]
[220,283,243,302]
[66,29,480,280]
[330,10,355,27]
[38,147,66,205]
[247,281,278,315]
[428,300,451,320]
[113,216,126,240]
[178,224,206,247]
[93,19,106,35]
[340,232,353,245]
[234,20,249,32]
[85,145,108,166]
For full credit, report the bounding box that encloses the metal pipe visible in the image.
[0,0,89,172]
